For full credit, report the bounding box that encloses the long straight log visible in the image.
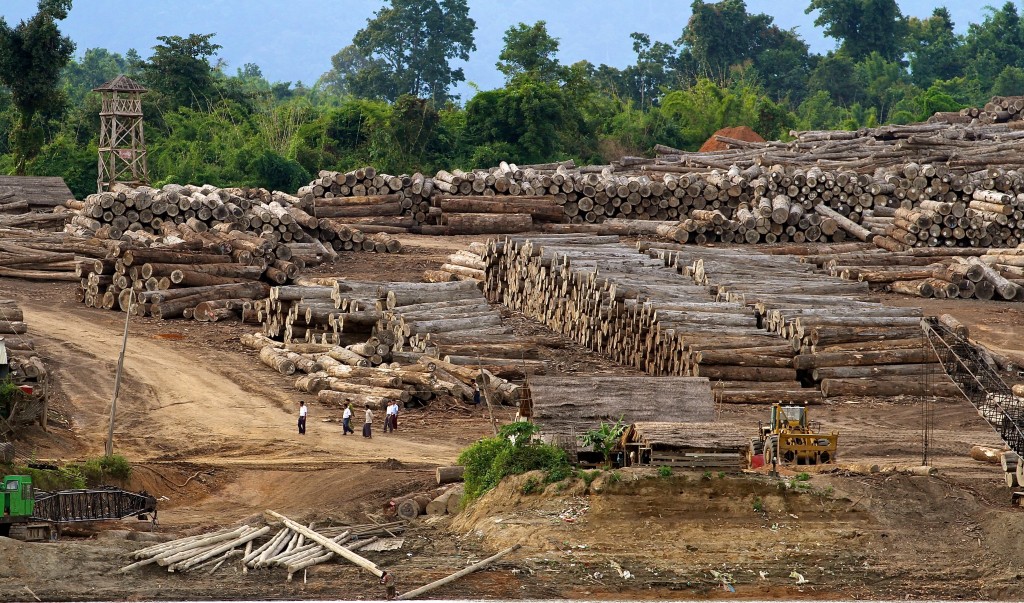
[821,378,960,398]
[395,545,520,600]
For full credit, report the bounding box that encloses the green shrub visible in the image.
[521,476,541,495]
[99,454,132,480]
[458,422,570,501]
[0,378,20,419]
[577,469,599,486]
[701,470,712,480]
[753,496,764,513]
[795,472,810,481]
[608,471,621,484]
[717,471,726,479]
[659,466,673,478]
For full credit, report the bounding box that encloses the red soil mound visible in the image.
[699,125,766,152]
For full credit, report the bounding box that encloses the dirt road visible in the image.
[20,300,473,467]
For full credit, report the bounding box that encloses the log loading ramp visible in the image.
[922,317,1024,500]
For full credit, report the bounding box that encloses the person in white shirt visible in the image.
[297,401,307,435]
[342,401,354,435]
[384,403,395,433]
[390,402,399,432]
[363,405,373,438]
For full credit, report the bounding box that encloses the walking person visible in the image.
[380,569,397,600]
[297,401,307,435]
[363,404,373,438]
[390,402,399,432]
[342,401,354,435]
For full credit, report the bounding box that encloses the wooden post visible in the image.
[265,510,383,577]
[106,289,133,457]
[395,545,520,600]
[478,360,498,436]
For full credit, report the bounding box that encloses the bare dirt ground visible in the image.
[1,235,1024,600]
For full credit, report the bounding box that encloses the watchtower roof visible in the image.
[93,75,147,93]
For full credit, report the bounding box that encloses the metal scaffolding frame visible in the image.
[922,317,1024,457]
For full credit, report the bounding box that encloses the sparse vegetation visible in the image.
[702,470,712,480]
[16,454,132,491]
[753,496,764,513]
[521,476,541,495]
[659,466,674,478]
[458,422,570,501]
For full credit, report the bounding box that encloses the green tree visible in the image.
[139,33,222,110]
[62,48,128,106]
[0,0,75,174]
[345,0,477,103]
[807,52,861,106]
[806,0,907,62]
[320,44,398,100]
[624,33,680,107]
[854,51,911,122]
[961,3,1024,93]
[992,66,1024,96]
[465,78,576,165]
[681,0,757,76]
[906,8,964,88]
[496,21,562,83]
[679,0,810,102]
[660,77,792,149]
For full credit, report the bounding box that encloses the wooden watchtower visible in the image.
[94,75,150,192]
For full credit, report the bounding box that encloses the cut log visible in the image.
[435,466,465,485]
[820,378,960,398]
[442,213,533,235]
[970,445,1002,464]
[426,491,454,516]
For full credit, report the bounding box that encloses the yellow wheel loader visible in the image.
[752,404,838,466]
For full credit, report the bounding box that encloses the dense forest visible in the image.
[3,0,1024,199]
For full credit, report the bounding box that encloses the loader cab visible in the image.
[2,476,33,518]
[773,405,806,430]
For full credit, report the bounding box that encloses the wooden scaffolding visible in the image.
[94,75,150,192]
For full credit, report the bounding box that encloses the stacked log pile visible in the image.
[798,244,1024,301]
[121,515,403,582]
[72,237,278,319]
[682,248,957,399]
[65,182,399,256]
[957,95,1024,125]
[483,234,810,404]
[0,299,49,430]
[484,235,955,403]
[424,242,487,285]
[0,226,123,282]
[249,279,528,408]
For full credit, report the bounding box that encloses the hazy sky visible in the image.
[0,1,995,98]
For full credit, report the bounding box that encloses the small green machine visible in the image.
[0,475,44,539]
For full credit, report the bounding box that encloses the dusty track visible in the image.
[19,299,474,467]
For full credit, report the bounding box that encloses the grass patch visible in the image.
[521,476,541,495]
[10,455,132,491]
[752,496,764,513]
[659,466,673,478]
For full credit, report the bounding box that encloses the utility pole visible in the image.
[106,291,133,457]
